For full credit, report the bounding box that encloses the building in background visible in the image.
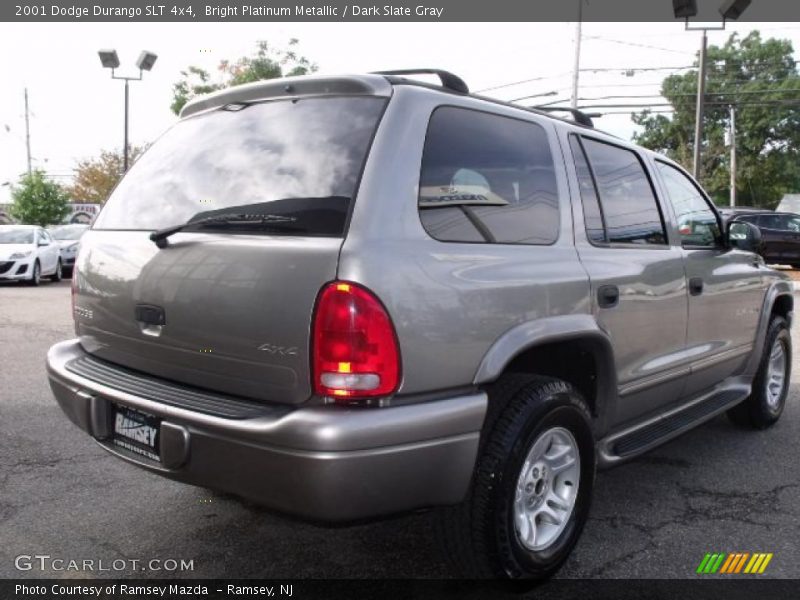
[776,194,800,214]
[0,202,100,225]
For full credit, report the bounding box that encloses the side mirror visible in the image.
[38,240,48,247]
[727,220,763,254]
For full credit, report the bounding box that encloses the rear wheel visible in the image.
[49,259,62,282]
[435,375,595,579]
[728,316,791,429]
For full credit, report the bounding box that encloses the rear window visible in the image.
[93,96,386,235]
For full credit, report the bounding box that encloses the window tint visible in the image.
[418,107,560,245]
[93,97,386,236]
[569,136,606,244]
[735,214,760,225]
[580,138,666,245]
[760,214,800,231]
[656,162,721,247]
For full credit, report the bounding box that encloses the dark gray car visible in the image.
[47,71,793,579]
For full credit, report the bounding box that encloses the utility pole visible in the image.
[692,29,707,180]
[729,104,736,207]
[24,88,32,175]
[570,0,583,109]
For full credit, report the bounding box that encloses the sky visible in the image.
[0,21,798,204]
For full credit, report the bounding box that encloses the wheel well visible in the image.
[771,293,793,322]
[503,338,610,421]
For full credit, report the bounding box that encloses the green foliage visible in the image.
[9,170,71,226]
[69,146,145,204]
[170,39,317,115]
[633,31,800,208]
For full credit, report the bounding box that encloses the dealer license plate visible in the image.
[112,405,161,462]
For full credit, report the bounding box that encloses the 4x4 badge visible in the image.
[257,343,298,356]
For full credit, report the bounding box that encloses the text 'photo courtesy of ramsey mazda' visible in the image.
[44,67,794,580]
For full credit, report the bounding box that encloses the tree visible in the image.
[633,31,800,207]
[9,170,71,226]
[170,39,317,115]
[69,147,144,203]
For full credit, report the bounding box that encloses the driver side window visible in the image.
[656,162,722,248]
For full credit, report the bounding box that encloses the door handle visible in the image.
[689,277,704,296]
[597,285,619,308]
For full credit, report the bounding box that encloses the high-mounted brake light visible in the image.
[312,282,401,401]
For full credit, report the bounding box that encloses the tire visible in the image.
[435,375,595,579]
[27,261,41,286]
[49,259,62,282]
[727,316,791,429]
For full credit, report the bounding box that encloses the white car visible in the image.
[0,225,63,285]
[48,224,88,274]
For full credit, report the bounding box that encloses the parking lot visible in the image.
[1,278,799,579]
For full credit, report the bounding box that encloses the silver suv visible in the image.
[47,70,793,579]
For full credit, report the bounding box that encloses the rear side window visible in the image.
[418,107,560,245]
[93,97,386,236]
[572,136,667,246]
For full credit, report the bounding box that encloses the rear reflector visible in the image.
[312,282,401,401]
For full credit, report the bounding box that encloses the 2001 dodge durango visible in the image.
[47,70,793,578]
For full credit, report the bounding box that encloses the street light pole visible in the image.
[729,104,737,207]
[98,49,158,174]
[692,29,707,179]
[123,78,130,172]
[675,0,751,181]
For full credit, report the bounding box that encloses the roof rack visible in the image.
[373,70,601,131]
[373,69,469,94]
[530,106,596,128]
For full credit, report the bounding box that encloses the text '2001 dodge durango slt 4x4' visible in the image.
[47,70,793,579]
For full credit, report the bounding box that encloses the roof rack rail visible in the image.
[530,106,596,128]
[373,69,469,94]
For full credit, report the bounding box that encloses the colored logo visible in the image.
[696,552,773,575]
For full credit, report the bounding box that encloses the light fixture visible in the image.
[719,0,752,21]
[97,49,120,69]
[135,51,158,71]
[672,0,698,19]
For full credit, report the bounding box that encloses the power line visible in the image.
[474,72,572,93]
[584,36,695,56]
[573,88,800,102]
[577,99,800,110]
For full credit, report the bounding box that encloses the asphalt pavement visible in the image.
[1,279,798,579]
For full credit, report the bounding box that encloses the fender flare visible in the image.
[742,279,794,377]
[472,314,618,436]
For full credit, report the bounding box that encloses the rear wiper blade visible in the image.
[150,213,298,248]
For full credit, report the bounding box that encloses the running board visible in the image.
[597,385,750,466]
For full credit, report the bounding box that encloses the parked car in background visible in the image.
[0,225,62,285]
[723,209,800,268]
[48,224,89,275]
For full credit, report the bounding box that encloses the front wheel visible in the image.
[728,316,791,429]
[27,261,41,286]
[435,375,595,579]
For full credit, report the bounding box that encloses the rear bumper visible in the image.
[47,339,486,522]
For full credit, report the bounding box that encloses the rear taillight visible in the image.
[312,282,401,401]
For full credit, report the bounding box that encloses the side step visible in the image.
[600,386,749,463]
